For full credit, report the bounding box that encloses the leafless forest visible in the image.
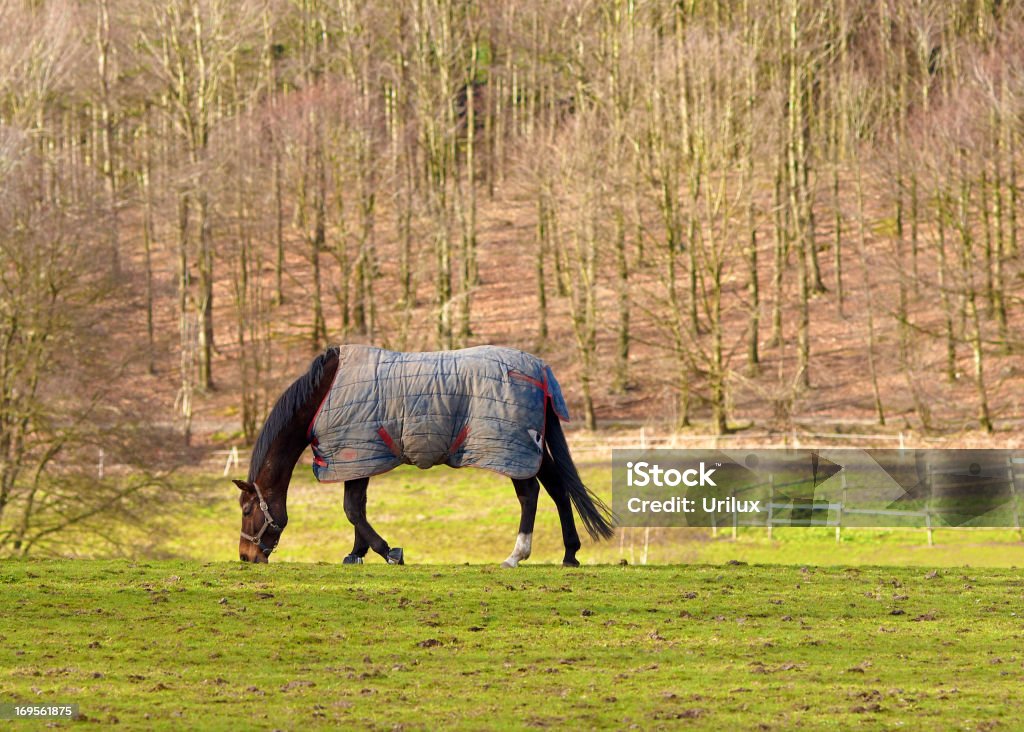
[2,0,1024,551]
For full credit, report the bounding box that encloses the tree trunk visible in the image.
[855,158,885,426]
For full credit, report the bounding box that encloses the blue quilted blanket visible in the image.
[308,346,570,482]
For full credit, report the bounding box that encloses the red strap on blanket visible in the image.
[510,368,569,422]
[310,436,328,467]
[508,370,545,389]
[449,425,470,454]
[378,426,403,458]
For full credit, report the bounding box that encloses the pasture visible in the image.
[2,561,1023,730]
[160,463,1024,568]
[5,465,1024,729]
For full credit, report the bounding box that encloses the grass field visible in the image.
[2,560,1023,730]
[150,463,1024,568]
[6,464,1024,729]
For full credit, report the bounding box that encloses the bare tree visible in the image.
[137,0,261,391]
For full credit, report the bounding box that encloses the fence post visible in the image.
[98,448,104,480]
[1009,457,1022,543]
[767,474,775,540]
[925,460,934,547]
[732,495,738,541]
[836,472,847,544]
[223,446,240,477]
[642,527,650,565]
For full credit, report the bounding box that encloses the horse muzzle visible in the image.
[239,540,272,563]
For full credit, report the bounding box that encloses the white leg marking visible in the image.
[500,532,532,568]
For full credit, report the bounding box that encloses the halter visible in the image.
[240,482,281,557]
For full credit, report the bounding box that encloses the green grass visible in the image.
[7,465,1024,728]
[1,561,1022,730]
[152,463,1024,568]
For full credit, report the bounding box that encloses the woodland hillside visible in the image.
[3,0,1024,552]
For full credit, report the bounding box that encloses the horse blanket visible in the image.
[308,345,570,482]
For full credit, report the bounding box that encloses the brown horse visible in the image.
[235,346,614,565]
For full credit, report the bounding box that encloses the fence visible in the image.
[686,457,1024,564]
[211,426,924,470]
[596,427,1024,563]
[211,428,1024,564]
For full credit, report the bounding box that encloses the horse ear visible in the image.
[233,479,255,493]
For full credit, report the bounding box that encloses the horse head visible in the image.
[236,479,287,563]
[233,347,339,563]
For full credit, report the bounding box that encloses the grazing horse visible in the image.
[236,345,614,565]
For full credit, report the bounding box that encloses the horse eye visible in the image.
[243,504,253,517]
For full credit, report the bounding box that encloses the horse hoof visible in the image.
[500,560,516,569]
[387,547,404,565]
[562,559,580,568]
[342,554,363,565]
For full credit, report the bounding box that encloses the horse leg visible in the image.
[501,477,539,568]
[342,483,371,565]
[538,454,582,567]
[348,529,370,560]
[343,478,403,565]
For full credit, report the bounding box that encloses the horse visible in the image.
[235,345,614,566]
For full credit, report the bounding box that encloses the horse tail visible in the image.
[543,402,615,540]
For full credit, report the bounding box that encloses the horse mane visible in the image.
[248,347,338,482]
